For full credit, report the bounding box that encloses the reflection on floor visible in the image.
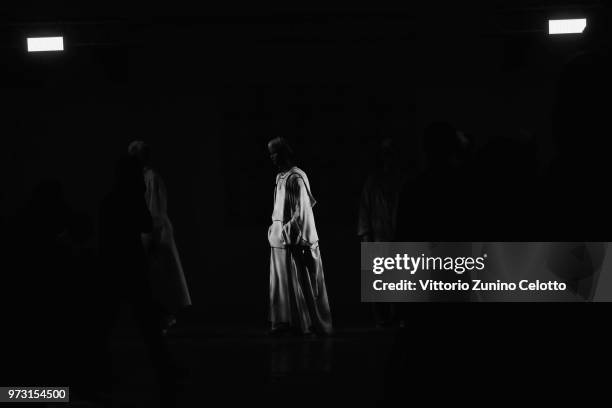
[103,327,395,408]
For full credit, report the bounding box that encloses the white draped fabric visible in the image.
[268,167,332,334]
[141,168,192,314]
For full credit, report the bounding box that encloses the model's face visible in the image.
[268,146,285,168]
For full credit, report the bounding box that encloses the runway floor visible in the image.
[97,326,397,408]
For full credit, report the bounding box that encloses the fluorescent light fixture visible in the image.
[27,36,64,52]
[548,19,587,35]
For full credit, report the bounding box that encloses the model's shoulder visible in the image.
[287,173,306,188]
[288,167,308,181]
[289,166,309,179]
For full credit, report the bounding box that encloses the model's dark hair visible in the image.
[268,137,296,160]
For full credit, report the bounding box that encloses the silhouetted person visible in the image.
[396,122,473,302]
[267,137,332,335]
[99,155,176,406]
[545,45,612,240]
[5,180,74,386]
[128,140,192,334]
[396,122,473,242]
[2,179,99,393]
[539,22,612,298]
[358,137,407,326]
[470,137,538,239]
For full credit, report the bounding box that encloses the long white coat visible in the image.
[141,168,192,314]
[268,167,332,334]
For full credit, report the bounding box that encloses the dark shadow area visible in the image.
[1,3,611,407]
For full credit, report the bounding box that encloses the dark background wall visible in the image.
[0,4,604,326]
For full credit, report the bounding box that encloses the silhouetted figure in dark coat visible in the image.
[545,47,612,242]
[470,137,538,240]
[15,181,71,373]
[395,122,474,302]
[396,122,473,242]
[3,180,94,388]
[358,137,407,326]
[536,20,612,297]
[99,155,176,406]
